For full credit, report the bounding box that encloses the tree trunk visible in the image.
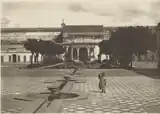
[130,54,133,68]
[31,53,34,66]
[138,54,141,61]
[35,53,39,64]
[98,54,101,62]
[130,61,132,67]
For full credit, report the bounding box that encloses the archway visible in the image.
[9,55,12,62]
[24,55,26,62]
[79,48,88,61]
[18,55,21,62]
[1,56,4,63]
[12,54,17,62]
[73,48,77,60]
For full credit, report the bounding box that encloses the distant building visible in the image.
[62,23,104,61]
[1,44,43,63]
[1,21,112,63]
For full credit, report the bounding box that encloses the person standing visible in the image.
[98,72,107,93]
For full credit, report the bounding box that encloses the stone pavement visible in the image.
[1,68,160,113]
[61,75,160,113]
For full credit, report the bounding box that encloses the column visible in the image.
[65,46,69,53]
[77,48,80,61]
[93,47,95,58]
[87,48,90,60]
[71,47,73,60]
[93,36,95,44]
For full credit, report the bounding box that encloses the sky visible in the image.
[1,0,160,27]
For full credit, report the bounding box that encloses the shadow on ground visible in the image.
[1,92,80,113]
[129,68,160,79]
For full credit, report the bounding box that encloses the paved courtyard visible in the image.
[62,75,160,113]
[1,64,160,113]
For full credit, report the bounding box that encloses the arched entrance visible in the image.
[24,55,26,62]
[67,47,71,60]
[79,48,88,61]
[12,54,17,62]
[18,55,21,62]
[1,56,4,63]
[73,48,77,60]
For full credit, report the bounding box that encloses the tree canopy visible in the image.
[54,32,63,43]
[99,26,157,67]
[99,26,156,56]
[23,38,65,65]
[24,39,65,56]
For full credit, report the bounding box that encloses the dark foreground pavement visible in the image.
[1,65,160,113]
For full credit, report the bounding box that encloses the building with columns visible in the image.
[1,20,112,63]
[61,24,105,62]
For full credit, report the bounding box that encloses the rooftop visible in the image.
[1,27,61,33]
[63,25,103,33]
[1,44,29,53]
[1,26,156,33]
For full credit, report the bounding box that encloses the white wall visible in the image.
[1,52,43,63]
[101,54,107,61]
[94,45,100,60]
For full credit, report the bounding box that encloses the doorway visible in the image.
[12,54,17,62]
[73,48,77,60]
[79,48,88,61]
[1,56,4,63]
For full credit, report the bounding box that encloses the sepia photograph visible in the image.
[1,0,160,113]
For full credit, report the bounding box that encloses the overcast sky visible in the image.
[2,0,160,27]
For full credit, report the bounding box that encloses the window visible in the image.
[8,48,16,50]
[9,55,12,62]
[24,56,26,62]
[12,54,17,62]
[1,56,4,63]
[18,55,20,62]
[30,55,32,62]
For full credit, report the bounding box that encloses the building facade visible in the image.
[1,44,43,63]
[61,24,105,62]
[1,22,111,63]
